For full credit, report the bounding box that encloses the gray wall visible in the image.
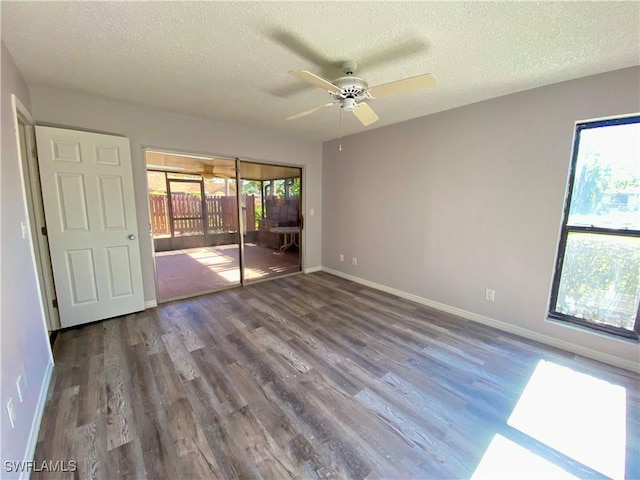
[1,40,53,473]
[323,66,640,366]
[30,86,323,304]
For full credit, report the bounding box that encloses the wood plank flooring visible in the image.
[34,272,639,479]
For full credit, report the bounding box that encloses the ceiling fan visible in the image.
[285,60,437,127]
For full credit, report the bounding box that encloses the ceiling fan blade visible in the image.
[289,70,342,94]
[359,38,428,70]
[352,102,379,127]
[286,102,336,120]
[269,30,335,69]
[267,82,314,98]
[367,73,437,98]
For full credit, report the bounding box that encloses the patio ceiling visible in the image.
[146,151,300,181]
[240,161,301,182]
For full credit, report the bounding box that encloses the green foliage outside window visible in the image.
[556,234,640,330]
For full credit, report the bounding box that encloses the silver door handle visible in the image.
[128,234,136,240]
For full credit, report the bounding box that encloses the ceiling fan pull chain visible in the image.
[338,107,343,151]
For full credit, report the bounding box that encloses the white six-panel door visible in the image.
[35,127,145,328]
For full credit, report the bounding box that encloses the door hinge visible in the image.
[52,299,58,308]
[41,226,47,236]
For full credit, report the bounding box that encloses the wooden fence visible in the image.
[149,193,255,238]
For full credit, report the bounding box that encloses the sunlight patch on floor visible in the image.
[244,268,270,280]
[187,250,234,266]
[471,434,577,479]
[472,360,627,479]
[214,267,242,282]
[507,360,626,479]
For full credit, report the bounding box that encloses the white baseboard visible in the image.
[321,267,638,372]
[304,266,322,274]
[145,300,158,309]
[22,360,54,480]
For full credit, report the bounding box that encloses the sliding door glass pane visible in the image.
[146,152,241,301]
[556,233,640,330]
[240,161,302,281]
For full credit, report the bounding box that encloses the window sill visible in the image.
[545,316,639,344]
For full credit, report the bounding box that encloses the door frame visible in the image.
[12,94,60,332]
[142,145,305,303]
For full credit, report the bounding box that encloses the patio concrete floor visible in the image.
[154,243,300,300]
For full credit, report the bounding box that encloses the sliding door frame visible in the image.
[234,158,246,286]
[142,146,305,303]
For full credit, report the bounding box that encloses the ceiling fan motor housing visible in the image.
[331,76,370,107]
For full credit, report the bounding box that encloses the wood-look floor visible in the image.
[35,272,639,479]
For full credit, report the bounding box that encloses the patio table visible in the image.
[269,226,300,255]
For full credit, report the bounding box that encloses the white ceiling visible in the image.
[2,1,639,142]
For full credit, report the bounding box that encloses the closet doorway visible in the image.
[146,150,302,302]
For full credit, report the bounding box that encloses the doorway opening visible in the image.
[146,150,302,302]
[13,97,60,332]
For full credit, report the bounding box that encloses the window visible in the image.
[549,115,640,339]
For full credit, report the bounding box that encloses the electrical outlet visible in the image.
[352,257,357,266]
[485,288,495,302]
[339,254,344,262]
[6,398,15,429]
[16,376,23,402]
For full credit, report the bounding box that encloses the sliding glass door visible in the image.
[239,161,302,282]
[146,153,241,301]
[146,151,302,301]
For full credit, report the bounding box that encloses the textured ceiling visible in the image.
[2,1,639,142]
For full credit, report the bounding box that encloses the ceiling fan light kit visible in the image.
[341,97,357,112]
[286,60,437,128]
